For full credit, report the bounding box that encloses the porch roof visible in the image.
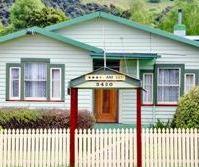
[69,67,142,89]
[90,52,161,59]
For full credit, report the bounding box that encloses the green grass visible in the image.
[81,0,175,11]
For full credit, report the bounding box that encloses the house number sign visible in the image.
[85,75,125,81]
[84,74,126,88]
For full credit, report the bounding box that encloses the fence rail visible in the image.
[0,128,198,167]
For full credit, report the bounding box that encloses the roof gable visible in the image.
[45,12,199,48]
[69,67,142,89]
[0,27,103,53]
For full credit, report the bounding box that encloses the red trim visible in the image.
[136,88,142,167]
[70,88,78,167]
[7,100,64,102]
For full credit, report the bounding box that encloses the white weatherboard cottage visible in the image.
[0,12,199,126]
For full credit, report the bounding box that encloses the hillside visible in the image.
[82,0,175,11]
[0,0,174,25]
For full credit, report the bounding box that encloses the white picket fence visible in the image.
[0,128,199,167]
[75,128,199,167]
[0,129,70,167]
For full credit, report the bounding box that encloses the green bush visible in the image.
[174,86,199,128]
[0,108,95,129]
[152,119,172,129]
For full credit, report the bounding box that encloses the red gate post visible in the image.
[70,88,78,167]
[136,88,142,167]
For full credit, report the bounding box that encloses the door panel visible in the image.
[95,89,118,123]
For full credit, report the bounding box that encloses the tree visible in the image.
[10,0,68,30]
[157,0,199,35]
[10,0,44,29]
[24,7,67,28]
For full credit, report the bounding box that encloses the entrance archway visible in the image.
[69,67,143,167]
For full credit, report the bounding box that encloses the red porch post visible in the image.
[136,88,142,167]
[70,88,78,167]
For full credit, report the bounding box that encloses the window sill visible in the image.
[142,104,178,107]
[7,100,64,102]
[142,104,154,106]
[155,104,178,106]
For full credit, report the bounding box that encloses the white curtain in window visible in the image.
[143,74,153,103]
[157,69,180,102]
[10,68,20,98]
[51,69,61,99]
[185,74,195,93]
[24,63,47,98]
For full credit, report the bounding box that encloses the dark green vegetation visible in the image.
[0,0,198,36]
[174,86,199,128]
[0,108,95,129]
[154,86,199,129]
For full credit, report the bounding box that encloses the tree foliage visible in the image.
[174,86,199,128]
[10,0,44,29]
[129,0,154,25]
[22,7,67,28]
[9,0,67,30]
[157,0,199,35]
[0,21,3,33]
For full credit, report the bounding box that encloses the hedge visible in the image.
[0,108,95,129]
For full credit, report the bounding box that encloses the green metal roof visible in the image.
[45,12,199,48]
[90,52,161,59]
[0,27,103,53]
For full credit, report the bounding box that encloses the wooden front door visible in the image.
[95,89,118,123]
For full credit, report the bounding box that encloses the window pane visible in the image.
[51,69,61,99]
[185,74,195,93]
[25,63,47,80]
[158,86,179,102]
[158,69,179,85]
[24,63,47,98]
[143,74,153,103]
[10,68,20,98]
[157,68,180,103]
[25,81,46,97]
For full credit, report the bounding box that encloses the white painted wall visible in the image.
[0,35,93,111]
[55,18,199,125]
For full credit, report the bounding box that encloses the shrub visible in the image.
[174,86,199,128]
[0,108,95,129]
[152,119,172,129]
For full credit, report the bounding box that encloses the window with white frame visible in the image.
[9,67,20,100]
[142,73,153,104]
[157,68,180,103]
[24,63,47,99]
[50,68,61,100]
[184,73,195,93]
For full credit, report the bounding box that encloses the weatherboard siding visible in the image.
[56,18,199,124]
[0,35,93,111]
[56,18,199,69]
